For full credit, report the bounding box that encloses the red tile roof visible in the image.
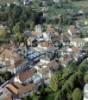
[68,25,77,34]
[0,49,21,61]
[39,41,49,47]
[17,69,36,81]
[4,95,12,100]
[6,82,35,96]
[72,47,80,52]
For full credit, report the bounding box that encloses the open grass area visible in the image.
[47,0,88,16]
[0,0,18,4]
[72,0,88,9]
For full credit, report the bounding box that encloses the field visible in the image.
[0,0,18,4]
[72,0,88,10]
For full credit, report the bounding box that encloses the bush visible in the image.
[84,74,88,83]
[72,88,82,100]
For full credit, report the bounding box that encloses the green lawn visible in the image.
[0,0,18,4]
[72,0,88,9]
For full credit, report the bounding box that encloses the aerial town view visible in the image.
[0,0,88,100]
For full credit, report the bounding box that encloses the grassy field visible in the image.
[72,0,88,9]
[0,0,18,4]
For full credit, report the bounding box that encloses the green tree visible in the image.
[68,61,77,72]
[12,23,20,33]
[25,20,34,30]
[67,74,76,90]
[84,74,88,83]
[50,73,58,92]
[4,72,12,80]
[72,88,82,100]
[15,32,23,43]
[0,26,7,39]
[22,96,32,100]
[55,91,62,100]
[79,59,88,74]
[32,94,40,100]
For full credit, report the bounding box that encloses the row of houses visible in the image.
[0,41,60,99]
[0,24,88,100]
[1,55,60,99]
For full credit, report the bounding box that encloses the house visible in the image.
[36,32,54,49]
[6,82,35,98]
[47,25,55,33]
[27,37,37,47]
[78,10,84,15]
[83,38,88,42]
[4,95,13,100]
[70,38,85,47]
[67,47,80,61]
[8,59,29,74]
[0,88,10,100]
[23,30,38,47]
[62,33,70,46]
[0,48,22,67]
[67,47,80,54]
[14,69,36,84]
[23,29,32,37]
[38,41,52,50]
[35,25,42,34]
[40,46,58,60]
[59,54,73,67]
[25,50,40,64]
[34,59,59,84]
[68,25,80,39]
[34,61,51,85]
[42,32,51,41]
[0,48,28,73]
[32,74,42,85]
[23,0,32,5]
[32,31,41,37]
[83,84,88,100]
[73,10,85,20]
[40,54,52,63]
[36,32,51,42]
[14,68,42,85]
[47,31,62,48]
[36,34,44,42]
[51,32,60,42]
[48,60,60,72]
